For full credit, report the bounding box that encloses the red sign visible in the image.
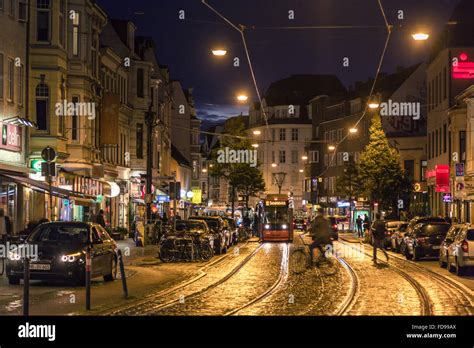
[0,123,21,152]
[435,165,450,193]
[453,53,474,79]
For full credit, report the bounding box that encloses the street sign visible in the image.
[31,159,46,173]
[41,162,56,177]
[41,146,57,162]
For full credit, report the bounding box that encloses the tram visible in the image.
[259,194,294,242]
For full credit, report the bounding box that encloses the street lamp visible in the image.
[252,143,259,148]
[328,145,336,151]
[253,130,261,136]
[237,94,248,102]
[412,32,429,41]
[212,49,227,56]
[349,128,358,134]
[301,155,308,161]
[271,163,278,168]
[299,169,304,173]
[368,102,380,109]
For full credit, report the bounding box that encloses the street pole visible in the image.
[145,104,155,243]
[231,185,235,218]
[48,175,53,221]
[173,175,177,233]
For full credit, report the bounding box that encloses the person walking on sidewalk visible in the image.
[363,214,370,236]
[371,213,388,264]
[355,215,363,238]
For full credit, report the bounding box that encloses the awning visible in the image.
[0,174,71,198]
[70,197,96,206]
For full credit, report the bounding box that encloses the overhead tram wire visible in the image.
[319,0,392,178]
[201,0,272,143]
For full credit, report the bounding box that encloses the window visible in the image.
[271,129,275,142]
[18,64,23,106]
[71,96,79,140]
[37,0,51,42]
[324,131,328,141]
[291,150,298,164]
[443,67,447,101]
[443,124,447,153]
[428,132,431,159]
[279,128,286,141]
[35,83,49,131]
[0,53,3,99]
[59,0,65,47]
[0,0,3,11]
[324,154,328,166]
[460,131,466,163]
[271,151,275,164]
[435,129,439,157]
[404,160,415,182]
[72,12,80,56]
[7,58,13,102]
[337,129,343,141]
[91,34,98,77]
[291,128,298,141]
[19,0,27,21]
[8,0,13,16]
[137,68,144,98]
[421,160,427,182]
[136,123,143,159]
[279,150,286,164]
[310,150,319,163]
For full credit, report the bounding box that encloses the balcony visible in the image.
[101,144,119,166]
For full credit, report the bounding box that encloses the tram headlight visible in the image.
[281,224,288,229]
[264,224,270,230]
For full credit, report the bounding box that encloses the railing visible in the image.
[101,144,119,165]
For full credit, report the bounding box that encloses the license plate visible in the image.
[432,246,441,250]
[30,263,51,271]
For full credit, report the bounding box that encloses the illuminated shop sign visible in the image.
[0,123,21,152]
[435,165,450,193]
[453,53,474,79]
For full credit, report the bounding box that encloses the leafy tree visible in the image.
[336,155,361,199]
[209,117,266,210]
[357,113,411,213]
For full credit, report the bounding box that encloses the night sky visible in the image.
[97,0,460,128]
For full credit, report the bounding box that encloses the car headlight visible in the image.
[8,251,21,261]
[281,224,288,229]
[61,252,82,263]
[265,224,270,229]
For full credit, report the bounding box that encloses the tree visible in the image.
[336,155,361,199]
[357,113,411,214]
[210,117,266,213]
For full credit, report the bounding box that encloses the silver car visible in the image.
[445,224,474,275]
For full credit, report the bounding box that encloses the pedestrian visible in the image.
[96,209,106,228]
[309,208,333,265]
[162,212,168,224]
[0,208,9,244]
[363,214,370,237]
[371,213,388,264]
[356,215,363,238]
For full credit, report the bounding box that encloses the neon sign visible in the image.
[453,53,474,79]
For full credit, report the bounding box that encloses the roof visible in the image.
[171,144,192,168]
[263,74,347,106]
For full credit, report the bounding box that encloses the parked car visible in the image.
[389,221,409,252]
[444,224,474,275]
[189,216,230,254]
[6,222,118,285]
[396,216,447,250]
[293,218,307,232]
[439,224,465,271]
[222,217,239,245]
[327,216,339,241]
[401,222,450,261]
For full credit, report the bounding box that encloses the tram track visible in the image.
[334,256,359,315]
[338,239,433,315]
[96,240,259,315]
[225,243,289,316]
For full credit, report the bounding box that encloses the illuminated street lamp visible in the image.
[253,130,261,136]
[301,155,308,161]
[212,49,227,56]
[202,168,208,173]
[237,94,248,102]
[368,102,380,109]
[412,32,429,41]
[349,128,358,134]
[271,163,278,168]
[252,143,259,148]
[328,145,336,151]
[299,169,304,173]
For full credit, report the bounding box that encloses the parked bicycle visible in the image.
[159,232,214,262]
[290,236,336,275]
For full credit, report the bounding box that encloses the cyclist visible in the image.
[309,208,333,264]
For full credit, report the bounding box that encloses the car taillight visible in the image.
[332,224,337,229]
[461,240,469,253]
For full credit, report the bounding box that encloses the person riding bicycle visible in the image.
[309,208,333,264]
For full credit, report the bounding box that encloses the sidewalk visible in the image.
[339,232,365,244]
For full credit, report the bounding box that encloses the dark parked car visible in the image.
[293,218,307,232]
[189,216,229,254]
[401,222,451,261]
[439,224,465,270]
[222,217,238,245]
[6,222,118,285]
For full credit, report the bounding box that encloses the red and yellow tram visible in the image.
[259,194,294,242]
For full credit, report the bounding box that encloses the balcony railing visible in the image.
[101,144,119,165]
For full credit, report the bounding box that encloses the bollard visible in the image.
[117,250,128,299]
[23,257,30,316]
[85,245,91,310]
